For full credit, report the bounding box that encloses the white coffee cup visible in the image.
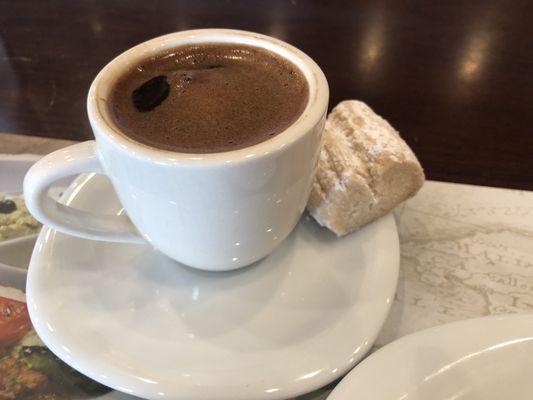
[24,29,329,271]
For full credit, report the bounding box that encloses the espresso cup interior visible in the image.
[89,29,327,161]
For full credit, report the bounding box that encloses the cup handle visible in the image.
[24,141,144,244]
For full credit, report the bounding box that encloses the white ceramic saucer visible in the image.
[327,314,533,400]
[26,173,399,400]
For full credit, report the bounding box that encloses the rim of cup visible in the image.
[87,28,329,166]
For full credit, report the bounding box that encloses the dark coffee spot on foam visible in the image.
[132,75,170,112]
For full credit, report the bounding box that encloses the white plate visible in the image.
[27,173,400,400]
[0,154,66,270]
[0,235,37,269]
[0,154,41,194]
[0,155,134,400]
[327,314,533,400]
[0,263,133,400]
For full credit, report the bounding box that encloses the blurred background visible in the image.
[0,0,531,188]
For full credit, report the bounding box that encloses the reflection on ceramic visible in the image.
[328,314,533,400]
[27,173,399,400]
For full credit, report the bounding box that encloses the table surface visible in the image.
[2,136,533,400]
[0,1,532,190]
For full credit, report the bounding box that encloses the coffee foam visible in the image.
[109,43,309,153]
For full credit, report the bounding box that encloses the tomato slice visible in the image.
[0,295,32,348]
